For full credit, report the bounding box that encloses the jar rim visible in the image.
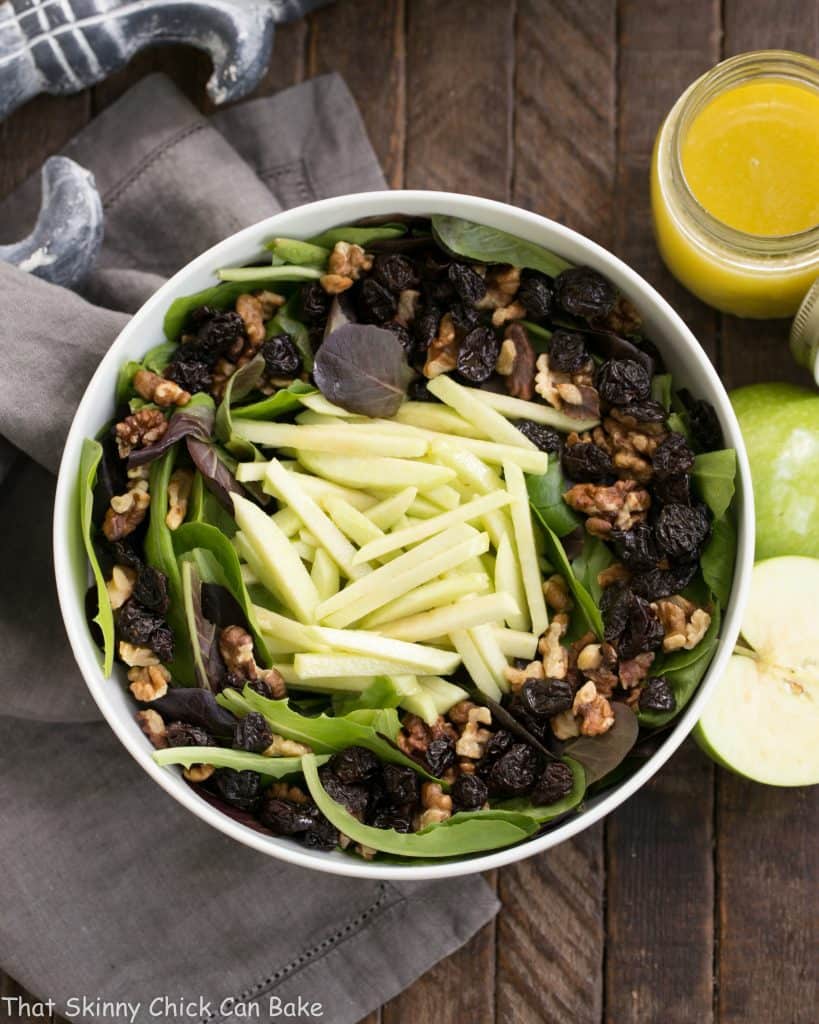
[669,49,819,256]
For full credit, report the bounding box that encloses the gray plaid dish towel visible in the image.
[0,73,498,1024]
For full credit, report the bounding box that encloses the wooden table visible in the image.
[1,2,817,1021]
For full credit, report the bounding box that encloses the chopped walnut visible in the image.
[573,680,615,736]
[423,312,458,378]
[256,290,286,318]
[551,709,580,740]
[543,574,574,612]
[496,322,536,400]
[619,651,655,689]
[268,781,309,804]
[609,407,667,438]
[133,369,190,408]
[263,734,312,757]
[166,468,194,530]
[602,414,666,483]
[257,667,287,698]
[576,641,619,696]
[395,288,421,327]
[454,705,493,760]
[136,709,168,749]
[397,714,431,757]
[219,625,256,679]
[476,265,521,310]
[447,700,484,725]
[538,613,569,679]
[504,659,545,693]
[534,352,600,421]
[491,300,526,328]
[652,596,712,652]
[417,782,453,829]
[103,483,151,541]
[127,663,170,700]
[114,407,168,459]
[106,565,136,610]
[236,293,266,347]
[210,357,237,398]
[598,562,631,589]
[320,242,372,293]
[183,763,215,783]
[563,479,651,536]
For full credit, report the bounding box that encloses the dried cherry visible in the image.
[518,270,554,320]
[655,503,711,559]
[652,433,694,480]
[520,677,574,719]
[531,761,574,805]
[609,522,659,571]
[164,359,212,394]
[561,441,614,483]
[457,326,500,383]
[630,559,698,602]
[639,676,677,714]
[211,768,262,812]
[618,593,665,660]
[183,308,244,365]
[383,320,416,358]
[449,302,481,333]
[259,796,318,834]
[302,814,340,851]
[516,419,562,453]
[413,306,441,350]
[555,267,616,320]
[688,399,723,452]
[615,399,667,424]
[451,773,489,812]
[358,279,398,324]
[300,282,331,322]
[318,765,370,819]
[425,737,456,777]
[653,473,691,507]
[328,746,381,785]
[233,711,273,753]
[489,743,540,796]
[372,253,420,292]
[261,333,301,377]
[597,359,651,406]
[166,722,213,747]
[448,262,487,305]
[382,764,420,806]
[548,329,589,373]
[133,566,169,614]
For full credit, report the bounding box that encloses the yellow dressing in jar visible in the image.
[651,51,819,318]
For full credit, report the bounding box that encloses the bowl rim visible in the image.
[53,189,755,880]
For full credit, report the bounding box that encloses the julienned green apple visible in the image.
[730,383,819,560]
[695,557,819,786]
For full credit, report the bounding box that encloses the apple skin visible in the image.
[731,383,819,560]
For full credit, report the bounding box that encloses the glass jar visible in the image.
[651,50,819,318]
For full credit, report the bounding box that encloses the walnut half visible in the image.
[496,322,536,400]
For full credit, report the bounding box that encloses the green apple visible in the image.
[695,556,819,786]
[731,383,819,560]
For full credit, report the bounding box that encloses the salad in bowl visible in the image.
[61,193,750,876]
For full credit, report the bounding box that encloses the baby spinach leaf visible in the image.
[180,555,221,691]
[164,280,288,341]
[217,265,323,285]
[692,449,736,519]
[302,754,536,858]
[186,438,249,512]
[640,603,721,728]
[172,522,271,666]
[493,757,586,822]
[230,379,316,422]
[153,746,329,776]
[563,703,639,784]
[306,224,407,248]
[572,535,614,604]
[332,677,405,716]
[152,687,238,739]
[526,462,581,538]
[229,688,438,777]
[116,361,142,404]
[187,471,205,523]
[214,354,266,456]
[266,291,314,371]
[431,215,571,277]
[116,343,179,403]
[142,341,178,375]
[651,373,673,411]
[128,393,215,468]
[79,439,116,676]
[313,323,413,418]
[146,448,196,685]
[666,411,692,442]
[531,513,604,639]
[700,515,737,607]
[265,238,330,268]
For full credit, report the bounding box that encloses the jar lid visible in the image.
[790,278,819,385]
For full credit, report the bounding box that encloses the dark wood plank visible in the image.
[606,743,715,1023]
[405,0,515,200]
[497,5,616,1022]
[720,0,819,387]
[308,0,406,187]
[604,5,720,1022]
[716,777,819,1024]
[382,874,498,1024]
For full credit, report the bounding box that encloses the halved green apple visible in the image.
[695,556,819,786]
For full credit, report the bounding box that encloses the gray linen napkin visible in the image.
[0,73,498,1024]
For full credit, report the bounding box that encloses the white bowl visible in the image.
[54,190,755,880]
